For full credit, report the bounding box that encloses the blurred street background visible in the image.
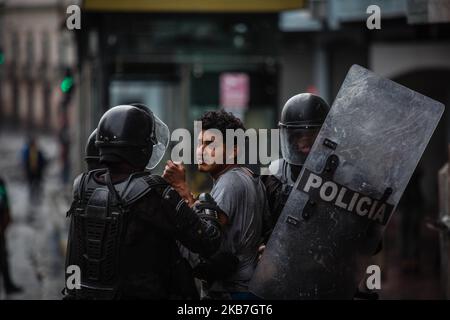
[0,0,450,299]
[0,129,67,299]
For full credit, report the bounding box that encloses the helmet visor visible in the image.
[147,114,170,169]
[280,127,320,166]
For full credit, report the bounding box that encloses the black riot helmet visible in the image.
[96,105,156,169]
[84,129,103,171]
[279,93,330,165]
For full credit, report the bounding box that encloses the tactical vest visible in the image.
[64,169,168,299]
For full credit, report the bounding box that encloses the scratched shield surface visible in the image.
[250,64,445,299]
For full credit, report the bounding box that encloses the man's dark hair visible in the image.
[199,110,246,139]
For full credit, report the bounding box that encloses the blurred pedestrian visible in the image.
[0,176,23,295]
[21,137,47,203]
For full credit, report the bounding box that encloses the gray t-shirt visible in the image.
[210,166,268,293]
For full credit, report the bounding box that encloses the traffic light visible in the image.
[0,48,4,65]
[60,69,75,107]
[60,74,74,93]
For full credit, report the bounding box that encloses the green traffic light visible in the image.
[60,76,73,93]
[0,52,4,65]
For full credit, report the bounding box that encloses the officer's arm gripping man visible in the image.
[160,186,222,258]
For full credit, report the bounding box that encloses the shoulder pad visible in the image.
[74,169,108,201]
[119,173,169,206]
[72,173,85,200]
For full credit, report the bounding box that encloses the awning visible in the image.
[83,0,305,13]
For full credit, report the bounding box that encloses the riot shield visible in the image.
[250,65,445,299]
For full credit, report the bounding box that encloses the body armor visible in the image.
[65,169,168,299]
[65,169,221,299]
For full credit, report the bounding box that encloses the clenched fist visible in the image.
[163,160,195,206]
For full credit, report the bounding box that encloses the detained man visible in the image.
[163,110,268,299]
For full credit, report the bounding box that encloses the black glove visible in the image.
[193,251,239,283]
[193,193,221,219]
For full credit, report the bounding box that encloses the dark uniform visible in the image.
[64,105,222,299]
[262,159,298,241]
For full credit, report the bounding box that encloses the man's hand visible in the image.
[163,160,195,206]
[163,160,186,187]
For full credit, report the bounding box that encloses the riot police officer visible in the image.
[259,94,380,300]
[262,93,330,240]
[64,105,222,299]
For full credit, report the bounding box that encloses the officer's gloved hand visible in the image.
[193,251,240,283]
[192,193,220,219]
